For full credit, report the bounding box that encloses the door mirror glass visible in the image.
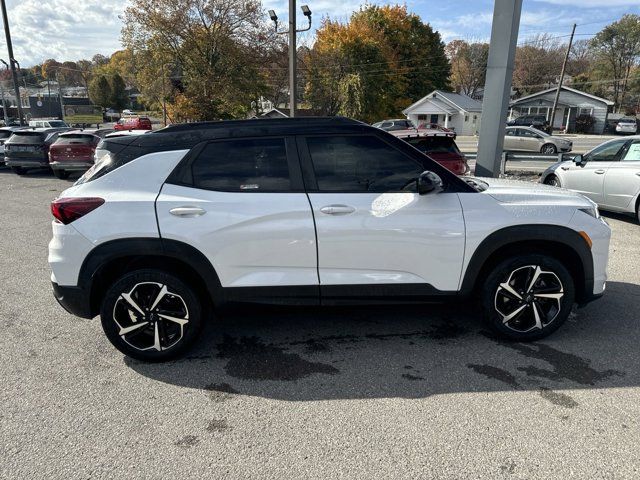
[572,154,585,165]
[417,171,443,195]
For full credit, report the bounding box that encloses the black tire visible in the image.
[636,200,640,224]
[481,254,575,342]
[53,169,70,180]
[544,174,561,187]
[540,143,557,154]
[100,269,203,362]
[11,166,26,175]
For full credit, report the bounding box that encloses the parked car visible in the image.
[615,118,638,135]
[541,136,640,222]
[372,119,415,131]
[0,126,28,156]
[394,130,468,175]
[417,123,454,133]
[4,128,69,175]
[507,114,550,133]
[104,129,150,138]
[114,116,152,131]
[48,131,102,179]
[122,109,136,116]
[49,117,610,361]
[29,119,70,128]
[504,126,573,154]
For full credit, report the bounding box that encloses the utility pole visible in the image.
[0,0,24,125]
[47,77,51,117]
[0,81,8,125]
[57,73,65,121]
[476,0,522,177]
[269,5,312,118]
[550,23,576,133]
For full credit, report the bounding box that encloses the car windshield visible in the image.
[49,121,69,127]
[619,119,636,124]
[55,134,96,145]
[6,132,45,144]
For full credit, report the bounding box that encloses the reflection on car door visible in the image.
[156,137,318,290]
[504,129,518,150]
[562,139,627,205]
[299,134,466,297]
[519,128,542,152]
[602,140,640,211]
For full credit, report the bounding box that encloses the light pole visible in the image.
[0,58,9,124]
[0,0,24,125]
[161,62,176,126]
[269,4,312,117]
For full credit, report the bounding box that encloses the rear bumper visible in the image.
[5,157,49,168]
[52,282,94,319]
[50,161,93,171]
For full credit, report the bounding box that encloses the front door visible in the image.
[562,139,628,205]
[299,134,466,298]
[430,114,439,125]
[156,136,318,291]
[603,139,640,210]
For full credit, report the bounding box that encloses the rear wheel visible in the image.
[540,143,557,154]
[481,254,575,341]
[100,269,203,362]
[11,166,26,175]
[544,174,561,187]
[53,169,70,179]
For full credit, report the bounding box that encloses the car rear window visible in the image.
[407,136,461,154]
[0,130,14,139]
[6,132,46,144]
[55,134,96,145]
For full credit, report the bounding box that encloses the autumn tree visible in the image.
[590,14,640,111]
[110,73,130,111]
[123,0,272,120]
[306,5,449,122]
[446,40,489,97]
[513,34,565,94]
[88,75,112,109]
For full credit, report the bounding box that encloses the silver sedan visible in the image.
[540,135,640,222]
[504,126,573,154]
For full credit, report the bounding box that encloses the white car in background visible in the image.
[504,126,573,154]
[615,118,638,135]
[541,136,640,222]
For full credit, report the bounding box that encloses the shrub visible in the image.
[575,114,596,133]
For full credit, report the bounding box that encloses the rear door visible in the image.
[561,139,628,205]
[300,133,465,298]
[156,136,319,293]
[602,139,640,211]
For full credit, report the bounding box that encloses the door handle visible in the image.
[594,169,606,174]
[320,205,355,215]
[169,206,206,217]
[636,172,640,177]
[561,166,569,171]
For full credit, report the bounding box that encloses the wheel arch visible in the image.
[78,238,222,318]
[460,225,594,303]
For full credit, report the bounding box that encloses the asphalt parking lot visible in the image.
[1,169,640,479]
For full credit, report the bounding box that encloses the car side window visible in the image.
[585,140,627,162]
[381,122,392,129]
[191,138,290,192]
[621,141,640,162]
[306,135,423,193]
[506,129,516,136]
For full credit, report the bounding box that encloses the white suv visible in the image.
[48,118,611,361]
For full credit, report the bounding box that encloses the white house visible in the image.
[402,90,483,136]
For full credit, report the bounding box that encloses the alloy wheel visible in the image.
[494,265,564,333]
[112,282,189,352]
[541,144,557,154]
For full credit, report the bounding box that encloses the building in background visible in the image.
[402,90,483,135]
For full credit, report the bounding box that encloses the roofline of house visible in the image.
[402,90,481,115]
[510,86,614,106]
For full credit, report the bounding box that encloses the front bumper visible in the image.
[52,282,94,318]
[5,157,49,168]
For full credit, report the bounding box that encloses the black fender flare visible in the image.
[459,225,594,300]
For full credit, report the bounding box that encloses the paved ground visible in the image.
[1,169,640,479]
[456,134,619,155]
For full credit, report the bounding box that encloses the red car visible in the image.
[114,116,152,131]
[48,131,101,179]
[393,131,469,175]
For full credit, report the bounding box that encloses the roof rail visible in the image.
[157,116,363,133]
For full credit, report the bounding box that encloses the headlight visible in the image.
[579,206,600,219]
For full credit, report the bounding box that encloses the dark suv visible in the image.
[507,115,550,133]
[5,128,70,175]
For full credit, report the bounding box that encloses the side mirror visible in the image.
[572,154,585,166]
[417,171,443,195]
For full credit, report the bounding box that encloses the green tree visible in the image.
[109,73,129,111]
[590,14,640,111]
[88,75,112,109]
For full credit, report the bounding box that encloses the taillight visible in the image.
[51,197,104,224]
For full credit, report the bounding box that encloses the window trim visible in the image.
[297,133,427,194]
[166,135,305,193]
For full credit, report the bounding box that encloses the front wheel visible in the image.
[100,269,203,362]
[481,255,575,341]
[11,166,26,175]
[544,174,561,187]
[541,143,557,154]
[53,169,70,179]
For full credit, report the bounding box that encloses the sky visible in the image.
[3,0,640,67]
